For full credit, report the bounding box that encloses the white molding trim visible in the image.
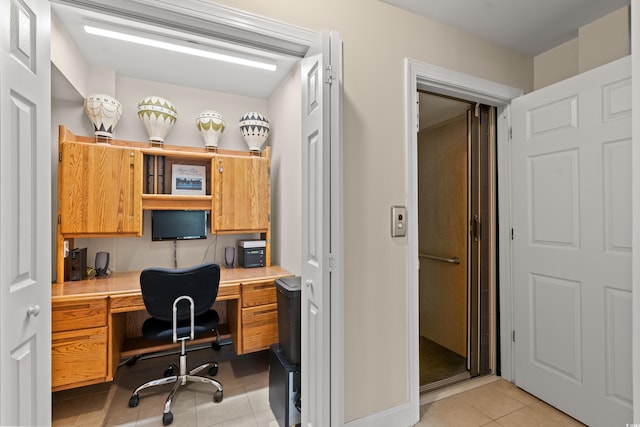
[404,58,523,422]
[631,0,640,423]
[50,0,317,57]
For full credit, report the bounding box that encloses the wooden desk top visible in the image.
[51,265,293,300]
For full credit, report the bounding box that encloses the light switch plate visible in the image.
[391,205,406,237]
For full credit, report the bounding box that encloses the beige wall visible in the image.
[207,0,532,422]
[535,6,630,90]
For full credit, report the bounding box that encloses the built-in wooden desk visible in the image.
[51,266,292,392]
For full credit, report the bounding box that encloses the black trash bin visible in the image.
[269,344,301,427]
[275,276,301,365]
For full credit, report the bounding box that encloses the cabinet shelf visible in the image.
[141,194,212,210]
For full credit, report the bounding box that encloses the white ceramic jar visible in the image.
[196,110,226,149]
[84,94,123,139]
[239,112,270,153]
[137,96,178,143]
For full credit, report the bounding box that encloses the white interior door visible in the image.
[0,0,52,425]
[511,56,632,427]
[301,29,343,427]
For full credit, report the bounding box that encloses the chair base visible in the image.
[128,341,223,426]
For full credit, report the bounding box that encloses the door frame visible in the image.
[632,1,640,423]
[404,59,522,412]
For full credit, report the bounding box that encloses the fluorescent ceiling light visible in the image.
[83,23,277,71]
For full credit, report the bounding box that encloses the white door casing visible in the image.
[0,0,52,425]
[301,29,343,427]
[511,56,632,427]
[406,60,521,420]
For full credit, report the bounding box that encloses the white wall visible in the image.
[268,63,302,275]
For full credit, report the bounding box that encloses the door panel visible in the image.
[301,29,342,427]
[511,56,632,427]
[0,0,51,424]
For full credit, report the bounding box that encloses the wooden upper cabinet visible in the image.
[213,155,270,233]
[58,140,143,236]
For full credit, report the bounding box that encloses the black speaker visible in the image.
[95,252,109,278]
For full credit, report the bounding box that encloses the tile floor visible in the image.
[418,377,585,426]
[52,345,584,427]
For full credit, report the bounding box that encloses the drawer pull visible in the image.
[249,308,276,316]
[53,303,92,312]
[53,335,92,345]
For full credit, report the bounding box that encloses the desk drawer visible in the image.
[52,298,107,333]
[110,294,145,313]
[52,326,108,389]
[241,302,278,353]
[242,280,276,308]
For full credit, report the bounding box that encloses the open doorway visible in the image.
[417,91,495,393]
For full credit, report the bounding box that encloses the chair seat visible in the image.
[142,309,219,342]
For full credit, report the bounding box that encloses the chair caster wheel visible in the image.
[208,363,218,376]
[164,364,177,377]
[128,395,139,408]
[214,390,223,402]
[162,411,173,426]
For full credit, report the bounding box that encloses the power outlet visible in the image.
[391,206,406,237]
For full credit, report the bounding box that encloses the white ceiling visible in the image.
[52,0,630,111]
[382,0,630,56]
[51,2,300,100]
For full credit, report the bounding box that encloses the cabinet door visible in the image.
[59,141,142,235]
[213,156,269,232]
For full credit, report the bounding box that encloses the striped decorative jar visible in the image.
[239,112,269,153]
[137,96,178,143]
[196,110,225,149]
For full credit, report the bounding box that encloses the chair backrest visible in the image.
[140,263,221,322]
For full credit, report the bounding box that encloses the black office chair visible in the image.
[128,263,224,426]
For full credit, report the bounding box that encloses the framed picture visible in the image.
[171,164,206,195]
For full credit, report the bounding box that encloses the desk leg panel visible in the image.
[110,312,126,381]
[227,299,241,354]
